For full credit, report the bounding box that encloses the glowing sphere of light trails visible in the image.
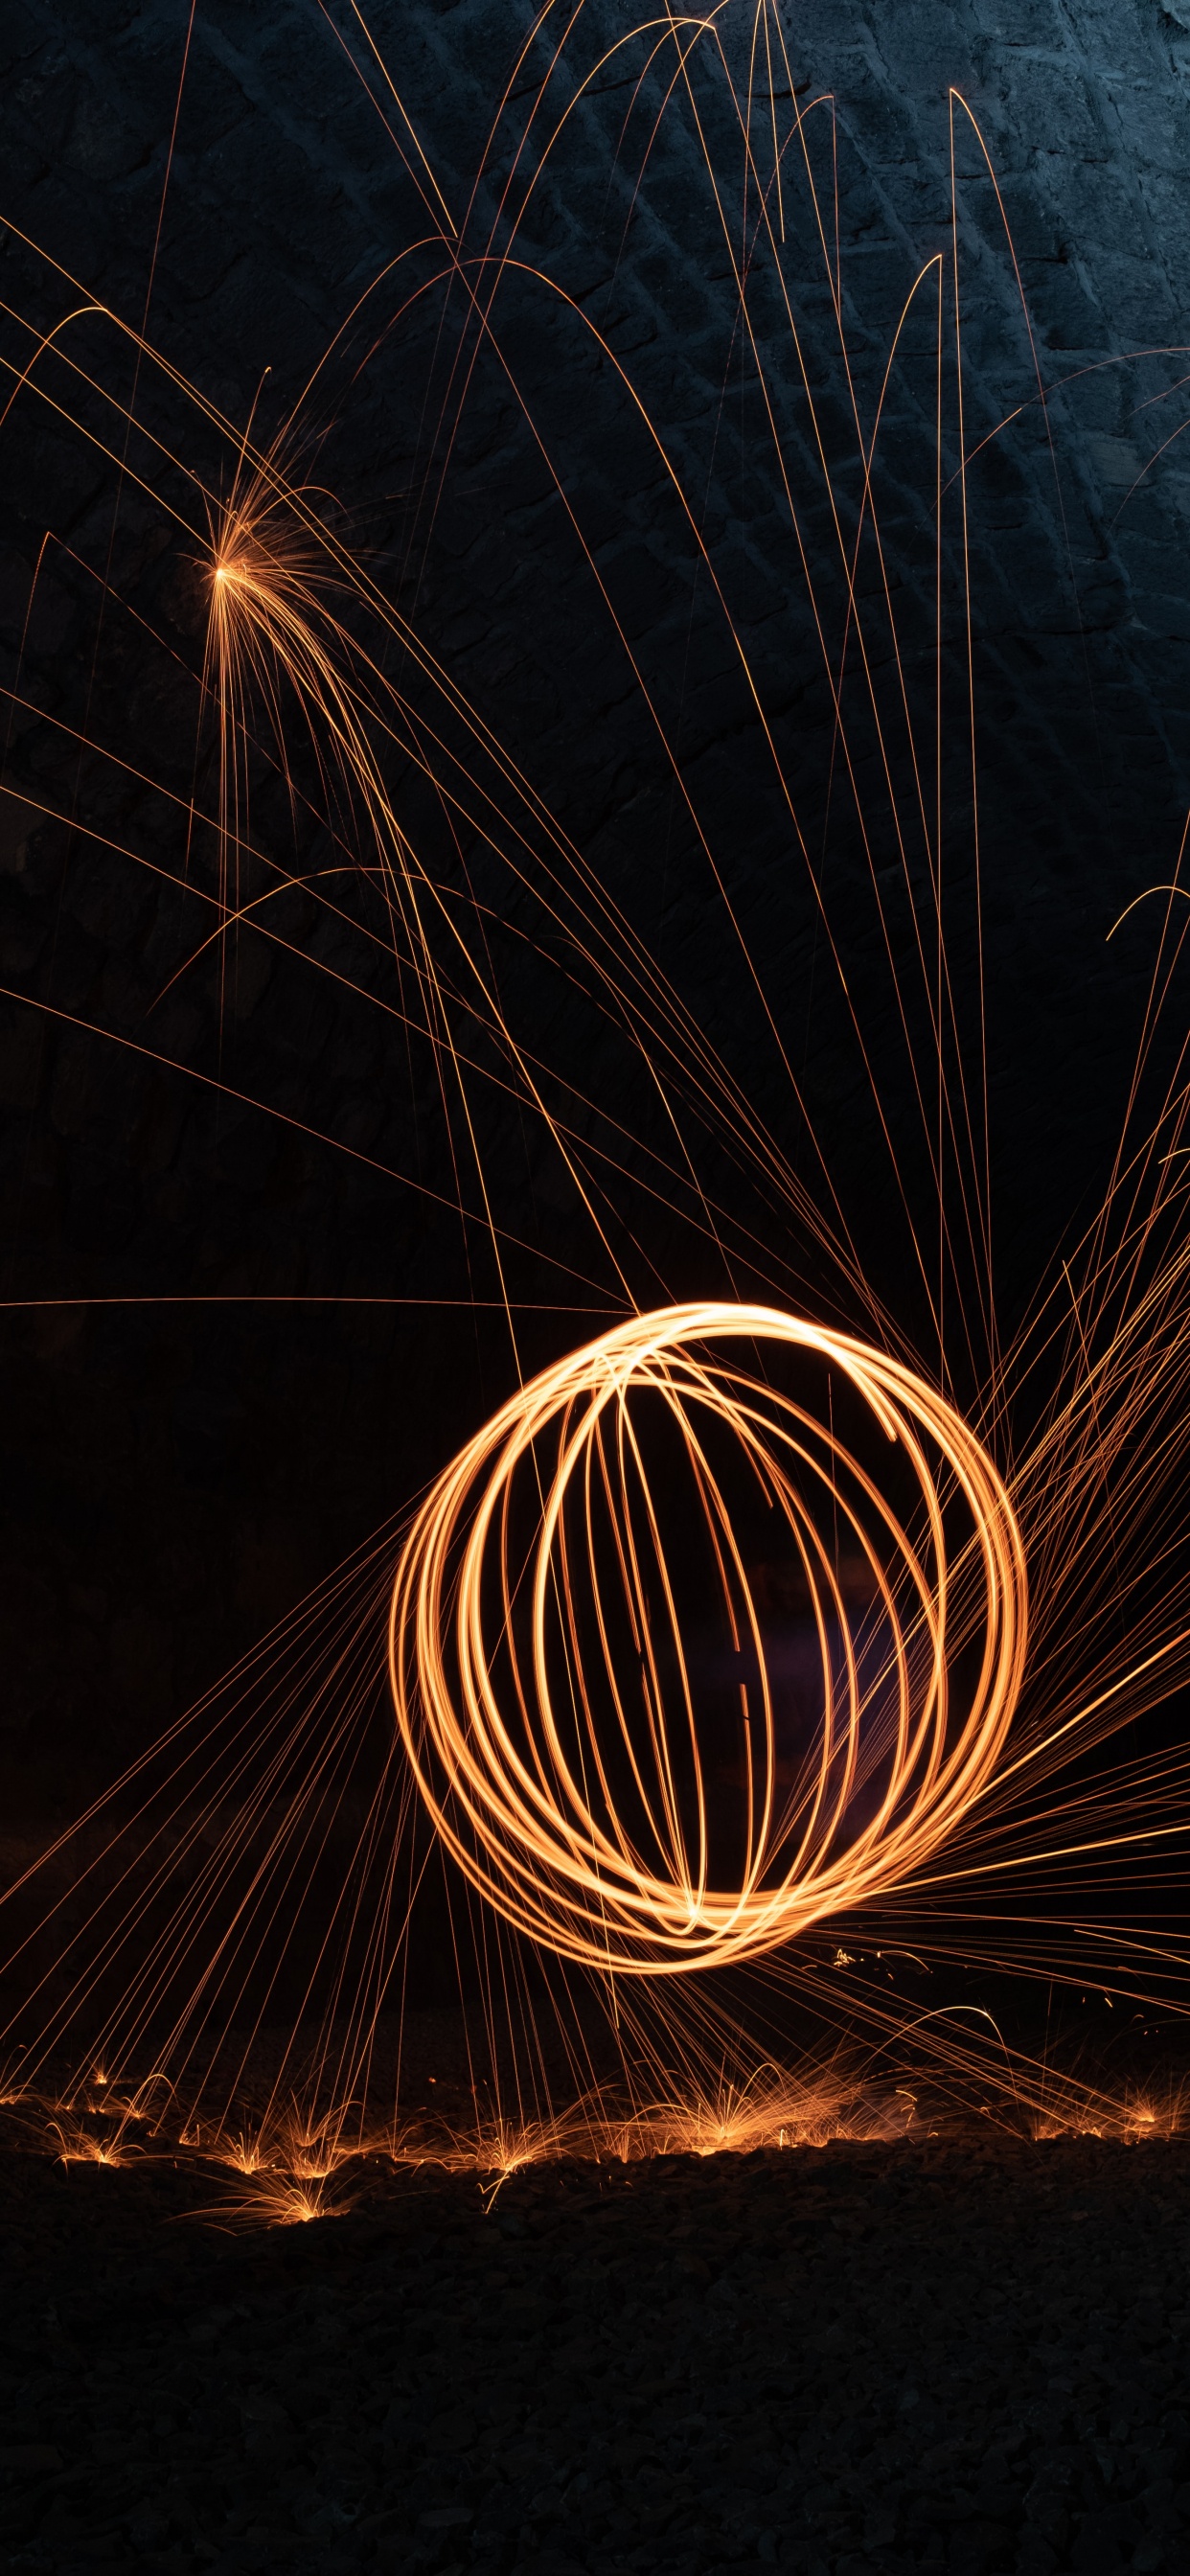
[389,1303,1027,1973]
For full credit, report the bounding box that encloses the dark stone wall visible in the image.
[3,0,1190,1818]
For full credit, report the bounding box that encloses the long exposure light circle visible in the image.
[389,1303,1027,1973]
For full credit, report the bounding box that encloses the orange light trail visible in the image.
[391,1301,1027,1973]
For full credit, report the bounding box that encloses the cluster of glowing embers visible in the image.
[2,2061,1181,2230]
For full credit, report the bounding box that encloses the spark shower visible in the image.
[3,0,1190,2201]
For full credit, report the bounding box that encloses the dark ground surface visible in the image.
[3,2131,1190,2576]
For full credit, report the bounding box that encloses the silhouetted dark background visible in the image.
[4,0,1190,1828]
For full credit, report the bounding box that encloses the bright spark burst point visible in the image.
[391,1301,1027,1974]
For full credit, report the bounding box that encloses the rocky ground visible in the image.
[2,2128,1190,2576]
